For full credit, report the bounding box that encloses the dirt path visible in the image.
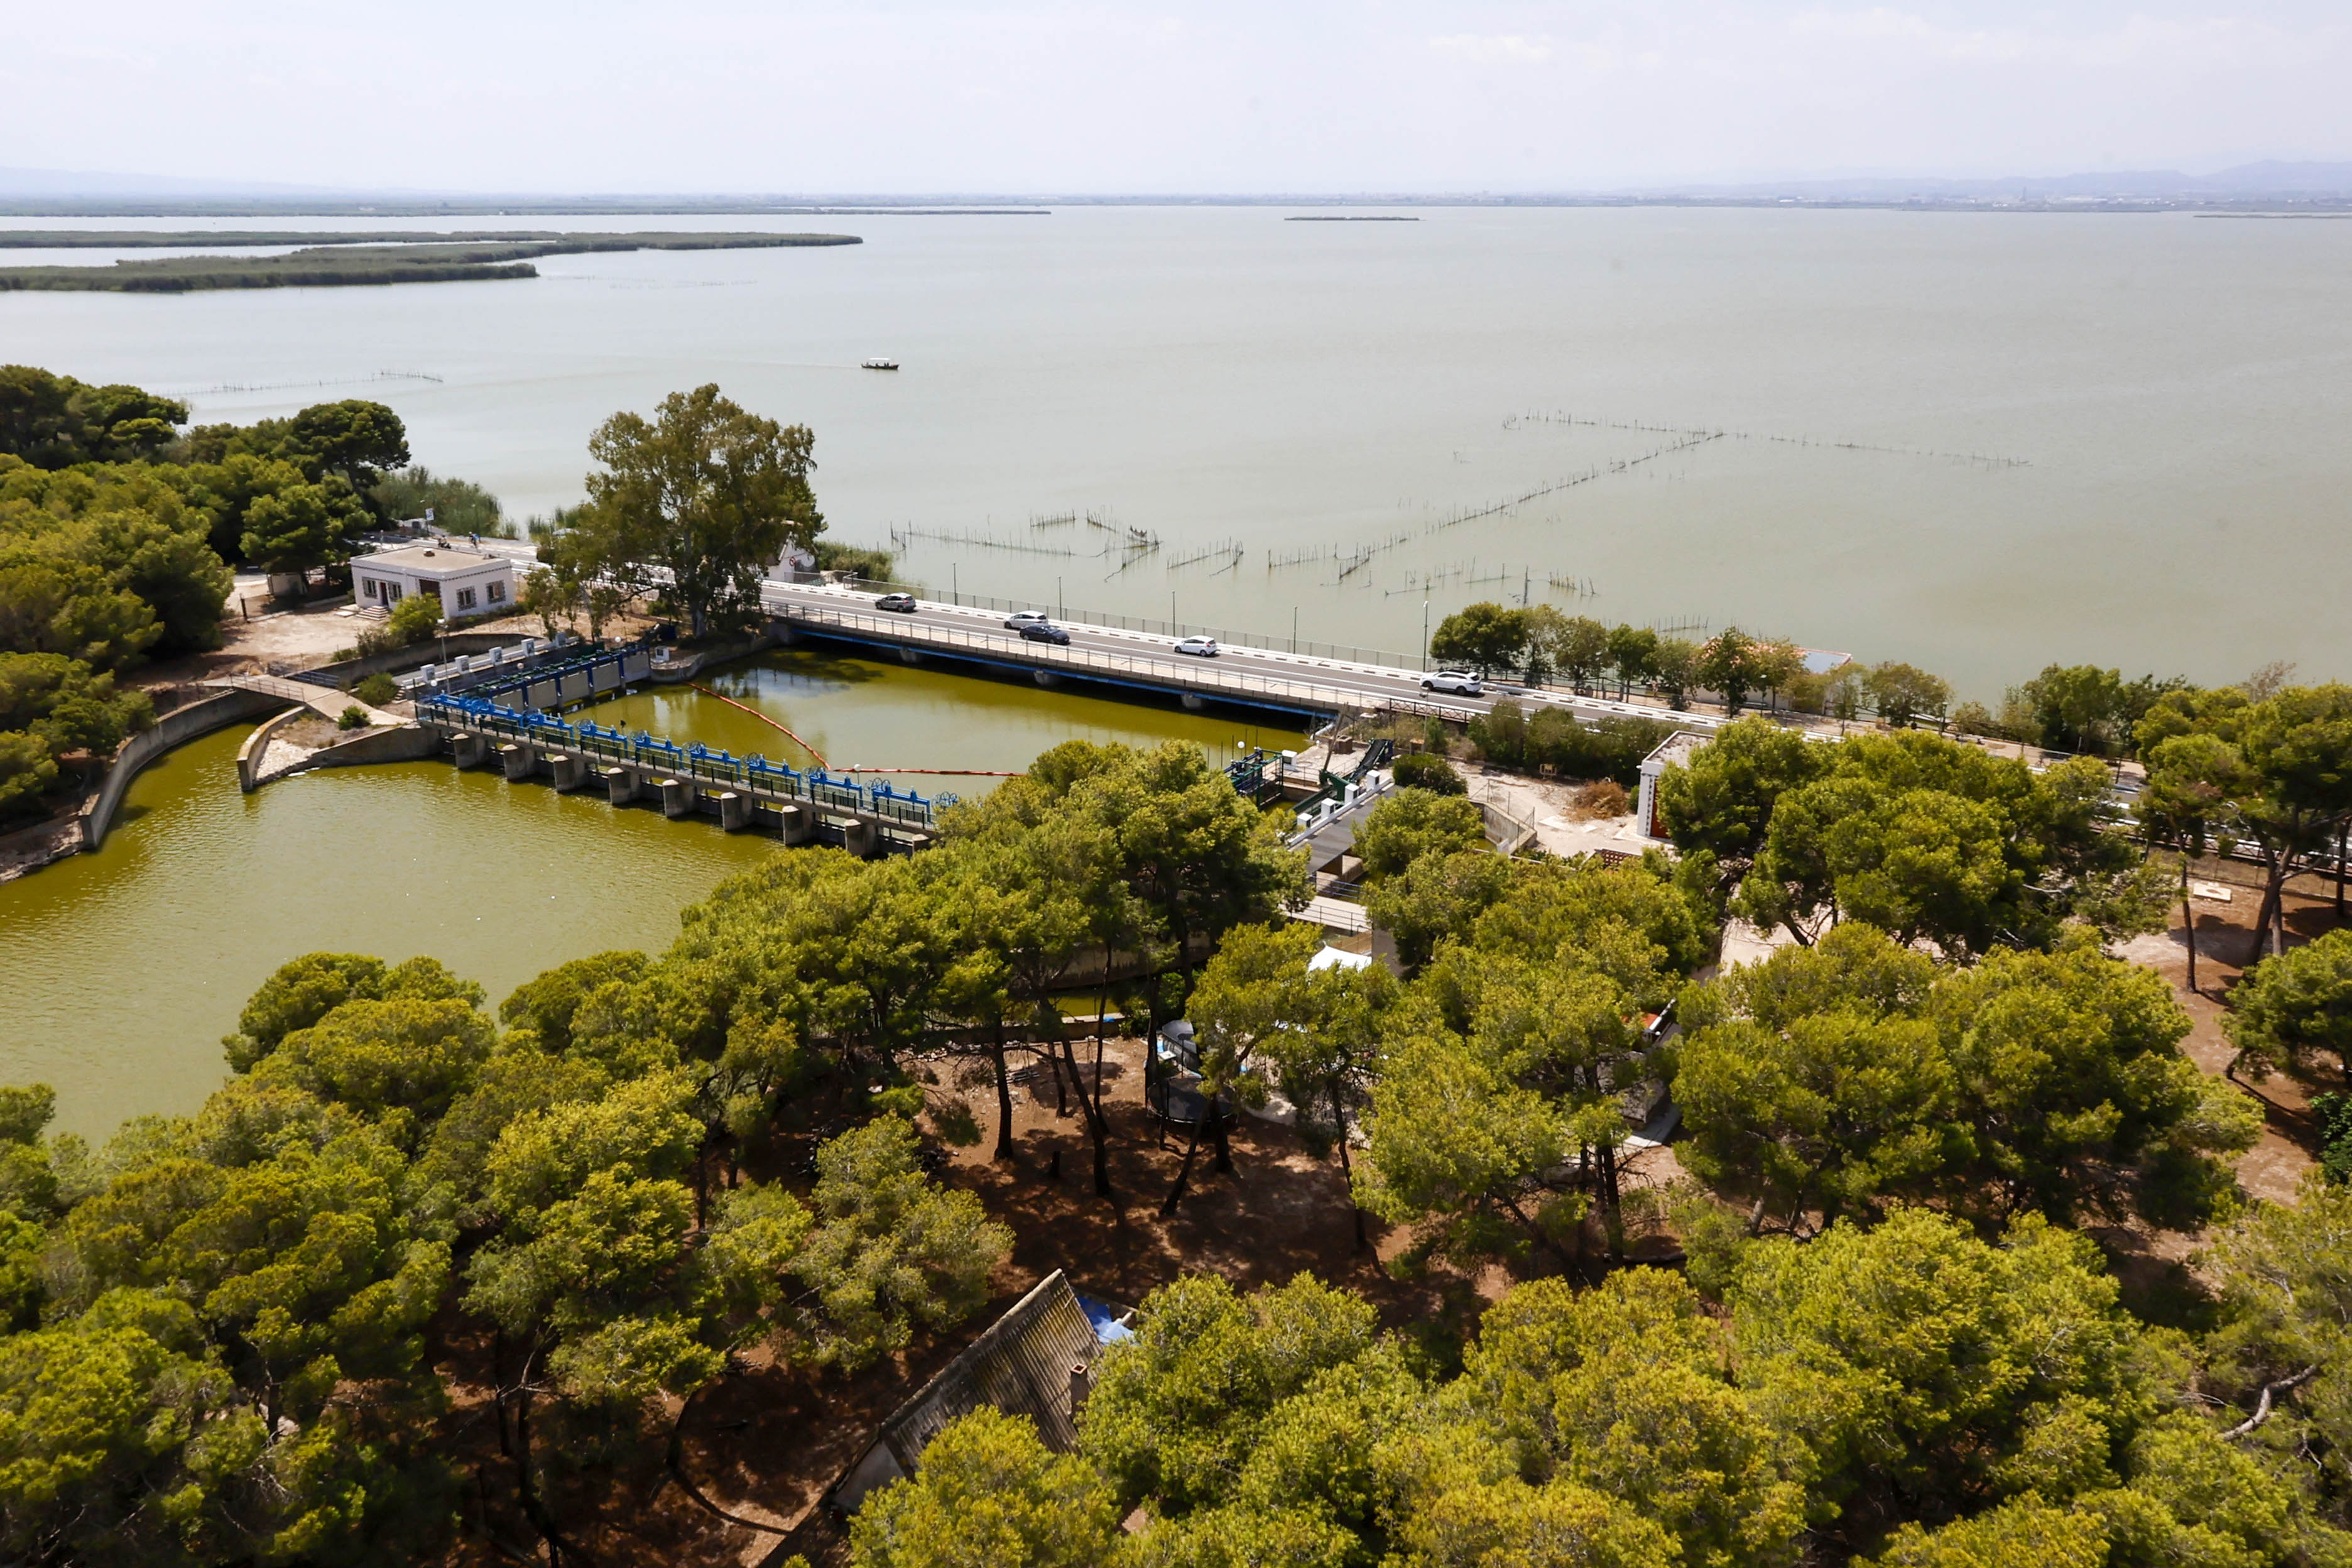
[2113,865,2351,1204]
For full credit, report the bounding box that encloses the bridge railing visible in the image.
[416,691,939,828]
[769,602,1486,722]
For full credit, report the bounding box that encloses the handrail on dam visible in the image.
[417,692,952,829]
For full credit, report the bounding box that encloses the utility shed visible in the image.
[824,1270,1114,1516]
[1635,730,1711,842]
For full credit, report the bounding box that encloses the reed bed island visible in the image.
[0,230,860,291]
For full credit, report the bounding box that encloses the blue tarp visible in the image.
[1075,1292,1134,1345]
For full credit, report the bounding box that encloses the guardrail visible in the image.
[769,601,1484,724]
[808,574,1426,670]
[416,692,950,829]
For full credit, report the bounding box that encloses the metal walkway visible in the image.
[416,690,950,844]
[204,673,403,728]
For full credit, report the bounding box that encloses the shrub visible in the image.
[1581,780,1631,817]
[1353,789,1488,879]
[351,673,399,707]
[386,593,442,645]
[813,540,896,582]
[1391,750,1466,795]
[337,706,368,731]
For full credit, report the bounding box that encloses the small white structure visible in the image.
[352,545,515,621]
[1634,731,1711,842]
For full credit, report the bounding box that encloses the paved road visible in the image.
[758,579,1739,735]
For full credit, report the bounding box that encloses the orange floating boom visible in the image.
[687,682,827,768]
[837,767,1028,777]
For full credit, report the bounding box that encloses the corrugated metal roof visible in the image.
[827,1270,1108,1514]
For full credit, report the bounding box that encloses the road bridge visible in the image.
[758,581,1742,736]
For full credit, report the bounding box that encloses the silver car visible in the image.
[1422,671,1484,695]
[1173,636,1220,658]
[1004,611,1052,631]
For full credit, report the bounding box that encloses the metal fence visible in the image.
[416,692,950,827]
[815,575,1426,670]
[771,600,1483,722]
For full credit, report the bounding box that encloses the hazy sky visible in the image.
[6,1,2348,192]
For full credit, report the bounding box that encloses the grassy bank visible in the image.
[0,231,861,291]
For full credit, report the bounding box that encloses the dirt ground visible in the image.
[440,1026,1572,1568]
[2114,860,2351,1204]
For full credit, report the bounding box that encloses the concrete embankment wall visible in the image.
[82,687,283,850]
[280,724,443,776]
[236,706,311,792]
[648,632,776,683]
[241,714,445,792]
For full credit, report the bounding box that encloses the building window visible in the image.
[384,583,401,602]
[487,580,506,603]
[361,579,378,601]
[457,587,478,611]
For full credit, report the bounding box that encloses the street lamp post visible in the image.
[1422,601,1430,672]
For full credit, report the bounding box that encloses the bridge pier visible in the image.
[717,791,753,831]
[452,733,488,768]
[777,803,814,845]
[842,818,876,857]
[602,766,638,804]
[656,777,696,818]
[1032,670,1059,689]
[897,646,921,666]
[1182,693,1206,711]
[499,743,536,780]
[550,754,589,792]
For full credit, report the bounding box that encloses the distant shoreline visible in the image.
[0,231,859,293]
[4,195,2351,220]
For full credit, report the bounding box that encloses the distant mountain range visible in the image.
[1611,161,2352,202]
[4,160,2352,211]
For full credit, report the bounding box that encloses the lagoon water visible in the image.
[3,204,2348,1136]
[6,205,2350,694]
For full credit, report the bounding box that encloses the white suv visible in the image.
[1004,611,1052,631]
[1422,671,1484,695]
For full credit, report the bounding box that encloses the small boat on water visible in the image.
[861,357,900,371]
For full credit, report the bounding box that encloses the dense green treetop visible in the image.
[1675,923,2256,1233]
[1353,788,1488,881]
[557,383,821,637]
[1427,602,1530,678]
[0,365,187,469]
[1661,719,2158,957]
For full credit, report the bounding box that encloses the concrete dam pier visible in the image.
[418,645,945,854]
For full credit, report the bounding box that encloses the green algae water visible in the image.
[0,651,1301,1140]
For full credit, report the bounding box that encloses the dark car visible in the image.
[874,592,918,612]
[1019,621,1072,646]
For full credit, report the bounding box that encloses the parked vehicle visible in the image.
[1004,611,1053,630]
[1422,670,1484,695]
[1020,621,1073,646]
[874,592,918,612]
[1173,636,1220,658]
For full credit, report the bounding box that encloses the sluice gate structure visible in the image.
[415,644,951,854]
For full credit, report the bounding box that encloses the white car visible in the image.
[1004,611,1053,631]
[1173,636,1220,658]
[1422,671,1484,695]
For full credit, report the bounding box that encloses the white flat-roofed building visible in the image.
[352,545,515,620]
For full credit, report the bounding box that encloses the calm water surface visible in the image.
[0,651,1297,1139]
[3,206,2346,694]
